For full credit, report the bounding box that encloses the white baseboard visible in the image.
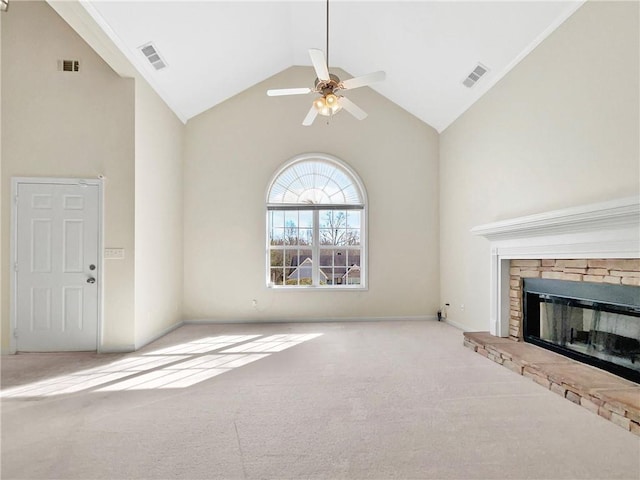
[2,317,445,354]
[133,321,185,351]
[2,345,136,355]
[185,315,437,324]
[1,322,184,355]
[98,344,136,354]
[443,318,468,331]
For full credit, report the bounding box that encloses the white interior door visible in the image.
[15,182,100,351]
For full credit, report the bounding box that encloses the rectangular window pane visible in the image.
[346,267,361,285]
[319,229,348,246]
[334,249,347,267]
[270,249,284,268]
[319,210,348,245]
[284,250,296,268]
[284,211,298,228]
[322,267,334,285]
[300,228,312,246]
[335,229,348,246]
[318,210,332,229]
[319,249,333,267]
[319,229,332,245]
[271,227,284,245]
[346,229,360,245]
[271,210,285,229]
[319,248,332,285]
[319,210,347,227]
[346,211,361,228]
[284,228,297,245]
[283,211,298,245]
[347,249,361,268]
[287,250,312,286]
[299,249,312,265]
[270,268,284,286]
[299,210,312,228]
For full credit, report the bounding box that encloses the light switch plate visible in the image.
[104,248,125,260]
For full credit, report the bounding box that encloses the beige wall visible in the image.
[184,66,439,321]
[7,0,634,347]
[1,11,3,351]
[47,1,186,349]
[439,1,640,332]
[1,1,136,351]
[134,80,184,348]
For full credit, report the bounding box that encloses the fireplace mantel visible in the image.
[472,196,640,337]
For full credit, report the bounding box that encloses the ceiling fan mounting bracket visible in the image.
[314,74,341,94]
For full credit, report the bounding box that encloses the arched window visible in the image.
[266,153,367,288]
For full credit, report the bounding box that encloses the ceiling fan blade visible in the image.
[339,97,368,120]
[302,106,318,126]
[340,71,386,90]
[309,49,330,82]
[267,87,312,97]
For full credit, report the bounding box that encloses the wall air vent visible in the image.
[58,60,80,72]
[139,42,167,71]
[462,63,488,88]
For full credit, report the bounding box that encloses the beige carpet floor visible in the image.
[2,320,639,479]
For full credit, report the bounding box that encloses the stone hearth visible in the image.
[464,331,640,435]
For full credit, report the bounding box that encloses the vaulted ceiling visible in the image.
[72,1,584,132]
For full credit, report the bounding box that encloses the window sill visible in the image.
[267,285,368,291]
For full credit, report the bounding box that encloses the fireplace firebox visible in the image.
[523,278,640,383]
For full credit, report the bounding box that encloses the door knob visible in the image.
[87,277,96,284]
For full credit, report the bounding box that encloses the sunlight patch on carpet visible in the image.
[1,333,323,397]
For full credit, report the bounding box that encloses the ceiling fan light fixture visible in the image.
[313,97,326,111]
[325,93,338,107]
[314,94,341,117]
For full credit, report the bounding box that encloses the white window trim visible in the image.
[265,153,368,290]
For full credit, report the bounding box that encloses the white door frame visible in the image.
[10,177,105,354]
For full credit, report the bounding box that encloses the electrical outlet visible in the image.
[460,304,465,312]
[104,248,125,260]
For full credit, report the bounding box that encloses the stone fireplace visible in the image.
[471,196,640,362]
[466,197,640,433]
[510,258,640,339]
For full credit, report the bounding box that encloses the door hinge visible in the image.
[14,194,18,205]
[13,329,18,339]
[14,262,18,272]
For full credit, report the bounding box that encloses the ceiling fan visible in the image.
[267,1,385,126]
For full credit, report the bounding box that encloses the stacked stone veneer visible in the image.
[508,258,640,340]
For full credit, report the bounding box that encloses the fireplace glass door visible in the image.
[523,279,640,382]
